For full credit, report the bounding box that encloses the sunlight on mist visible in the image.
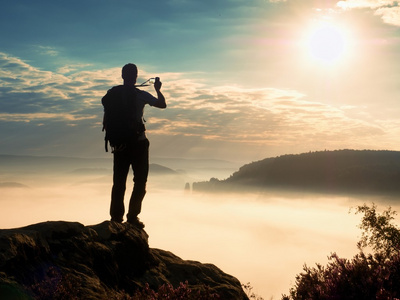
[0,171,390,299]
[143,191,362,299]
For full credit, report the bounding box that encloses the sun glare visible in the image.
[304,21,352,66]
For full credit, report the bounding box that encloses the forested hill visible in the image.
[193,150,400,195]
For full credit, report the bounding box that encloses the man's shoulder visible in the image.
[134,89,144,96]
[106,85,139,97]
[108,85,125,92]
[135,88,146,94]
[136,89,156,101]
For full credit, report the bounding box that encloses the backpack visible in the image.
[102,85,145,152]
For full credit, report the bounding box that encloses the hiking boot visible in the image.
[111,218,123,223]
[127,217,145,229]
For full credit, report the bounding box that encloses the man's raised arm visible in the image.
[153,77,166,108]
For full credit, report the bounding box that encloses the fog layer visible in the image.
[1,161,395,299]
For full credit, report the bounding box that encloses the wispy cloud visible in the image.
[0,52,395,159]
[0,52,116,118]
[337,0,400,26]
[0,113,96,123]
[34,45,59,56]
[375,6,400,26]
[337,0,395,9]
[155,79,386,152]
[57,63,93,74]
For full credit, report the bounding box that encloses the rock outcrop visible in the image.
[0,221,248,299]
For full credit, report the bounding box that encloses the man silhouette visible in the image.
[102,63,166,228]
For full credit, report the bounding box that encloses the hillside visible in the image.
[0,155,177,175]
[0,221,248,299]
[193,150,400,195]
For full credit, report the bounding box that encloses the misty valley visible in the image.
[1,150,400,299]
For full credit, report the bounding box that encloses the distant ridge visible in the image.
[0,182,30,189]
[0,155,177,175]
[0,154,110,172]
[193,150,400,195]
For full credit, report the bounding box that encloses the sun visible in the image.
[304,21,352,66]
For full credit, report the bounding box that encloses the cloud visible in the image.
[337,0,400,26]
[337,0,395,9]
[0,113,96,123]
[0,52,395,160]
[375,6,400,26]
[57,64,93,74]
[150,80,386,152]
[34,45,59,57]
[0,52,117,118]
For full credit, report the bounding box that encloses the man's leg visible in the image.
[110,151,130,222]
[127,139,149,223]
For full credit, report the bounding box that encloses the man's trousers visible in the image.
[110,139,149,222]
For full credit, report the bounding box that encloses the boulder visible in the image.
[0,221,248,299]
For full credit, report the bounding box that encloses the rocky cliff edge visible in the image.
[0,221,248,299]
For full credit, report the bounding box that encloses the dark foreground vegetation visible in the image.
[282,203,400,300]
[194,150,400,195]
[26,276,221,300]
[24,277,263,300]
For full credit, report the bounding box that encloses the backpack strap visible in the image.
[102,120,109,152]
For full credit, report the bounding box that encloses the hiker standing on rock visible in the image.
[102,63,166,228]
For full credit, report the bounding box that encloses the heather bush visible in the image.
[282,204,400,300]
[28,274,221,300]
[356,203,400,257]
[27,266,81,300]
[26,266,222,299]
[242,282,264,300]
[115,281,220,299]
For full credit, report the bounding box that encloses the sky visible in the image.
[1,1,400,296]
[1,0,400,162]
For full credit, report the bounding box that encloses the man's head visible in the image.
[122,63,138,83]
